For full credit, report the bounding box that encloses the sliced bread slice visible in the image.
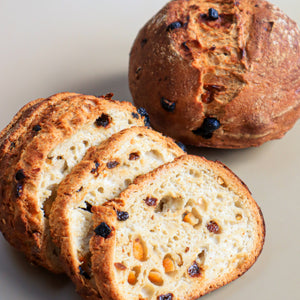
[90,155,265,300]
[50,126,184,299]
[0,93,146,273]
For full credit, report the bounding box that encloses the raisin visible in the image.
[32,124,42,132]
[188,261,201,277]
[157,293,174,300]
[207,220,220,233]
[116,210,129,221]
[182,42,190,51]
[137,107,150,127]
[79,265,91,280]
[161,97,176,112]
[94,222,112,238]
[104,93,114,100]
[135,66,142,79]
[132,112,139,119]
[144,197,158,206]
[91,161,100,174]
[192,117,221,139]
[175,141,187,152]
[16,182,23,197]
[114,262,127,270]
[15,169,26,181]
[95,113,111,127]
[107,161,119,169]
[76,186,83,192]
[141,38,148,47]
[166,21,182,32]
[10,142,16,149]
[208,8,219,20]
[129,152,140,160]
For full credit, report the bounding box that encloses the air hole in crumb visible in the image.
[124,179,132,187]
[217,177,227,187]
[189,169,201,178]
[155,195,184,213]
[236,214,242,221]
[235,201,242,208]
[128,119,133,125]
[141,285,155,298]
[145,149,164,163]
[42,187,58,218]
[98,187,104,193]
[83,140,89,147]
[163,255,175,273]
[70,146,76,151]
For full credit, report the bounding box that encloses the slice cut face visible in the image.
[50,127,184,299]
[0,93,145,273]
[90,155,265,300]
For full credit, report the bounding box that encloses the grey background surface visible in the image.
[0,1,299,299]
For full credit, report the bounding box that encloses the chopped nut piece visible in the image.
[148,271,163,286]
[163,257,175,273]
[183,212,198,226]
[128,271,137,285]
[133,238,144,261]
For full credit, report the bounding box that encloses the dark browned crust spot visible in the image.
[114,262,127,270]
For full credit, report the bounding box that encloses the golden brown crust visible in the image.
[129,0,300,148]
[50,126,184,299]
[0,93,145,274]
[90,155,265,300]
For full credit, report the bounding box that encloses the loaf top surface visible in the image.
[0,92,146,273]
[50,126,184,299]
[90,155,265,300]
[129,0,300,148]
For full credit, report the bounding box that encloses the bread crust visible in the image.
[90,155,265,300]
[129,0,300,148]
[50,126,184,299]
[0,93,145,273]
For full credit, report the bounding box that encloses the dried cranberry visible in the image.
[188,261,201,277]
[207,220,220,233]
[95,114,111,127]
[32,124,42,132]
[144,197,158,206]
[141,38,148,47]
[129,152,140,160]
[131,112,139,119]
[161,97,176,112]
[137,107,150,127]
[91,161,100,174]
[79,265,91,280]
[116,210,129,221]
[94,222,112,238]
[166,21,182,32]
[15,169,26,181]
[175,141,187,152]
[157,293,174,300]
[107,161,119,169]
[192,118,221,139]
[208,8,219,20]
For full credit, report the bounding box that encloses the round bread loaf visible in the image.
[129,0,300,148]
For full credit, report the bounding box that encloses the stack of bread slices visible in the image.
[0,93,265,300]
